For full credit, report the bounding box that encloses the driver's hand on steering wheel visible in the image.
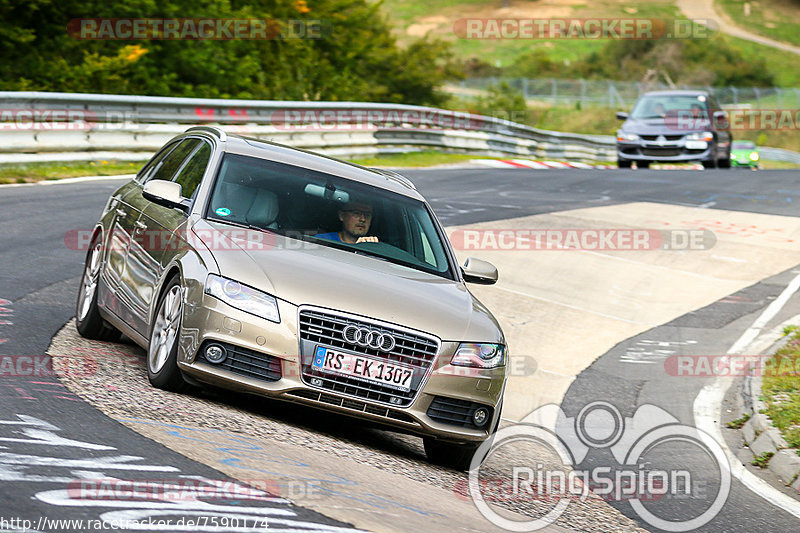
[356,236,379,243]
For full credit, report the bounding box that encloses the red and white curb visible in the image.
[471,159,704,170]
[471,159,611,169]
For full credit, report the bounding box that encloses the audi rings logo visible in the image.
[342,325,396,352]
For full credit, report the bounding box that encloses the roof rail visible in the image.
[185,126,227,142]
[370,168,417,190]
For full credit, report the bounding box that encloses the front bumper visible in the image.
[731,157,758,167]
[177,294,506,443]
[617,140,712,162]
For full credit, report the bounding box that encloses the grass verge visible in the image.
[761,329,800,450]
[348,150,484,167]
[0,160,140,184]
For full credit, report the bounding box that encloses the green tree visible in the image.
[0,0,458,105]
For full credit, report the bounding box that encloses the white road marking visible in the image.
[728,272,800,355]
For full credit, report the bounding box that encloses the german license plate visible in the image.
[312,346,414,392]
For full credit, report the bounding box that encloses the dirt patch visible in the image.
[405,0,582,37]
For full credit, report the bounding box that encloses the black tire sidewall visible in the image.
[146,276,185,390]
[75,235,118,341]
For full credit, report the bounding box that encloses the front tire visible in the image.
[147,277,186,391]
[617,159,632,169]
[75,236,120,341]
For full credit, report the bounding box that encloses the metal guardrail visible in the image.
[758,147,800,164]
[0,91,798,165]
[0,91,617,163]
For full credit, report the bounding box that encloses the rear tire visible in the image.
[719,157,731,169]
[147,276,187,391]
[75,236,120,342]
[702,158,718,169]
[636,161,651,169]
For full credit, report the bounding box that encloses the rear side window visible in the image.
[173,142,212,199]
[150,139,201,182]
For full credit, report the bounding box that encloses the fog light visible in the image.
[205,344,227,364]
[473,407,490,428]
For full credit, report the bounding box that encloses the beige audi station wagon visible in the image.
[76,127,507,469]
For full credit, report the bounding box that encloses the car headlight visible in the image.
[749,152,759,161]
[204,274,280,323]
[617,132,640,142]
[451,343,506,369]
[685,132,713,142]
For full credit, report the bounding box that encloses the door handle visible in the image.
[115,208,128,218]
[134,220,147,233]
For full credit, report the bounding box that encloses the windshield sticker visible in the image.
[215,207,231,217]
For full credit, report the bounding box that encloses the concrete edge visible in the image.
[740,322,800,487]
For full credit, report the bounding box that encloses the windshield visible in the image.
[205,153,455,279]
[631,94,710,120]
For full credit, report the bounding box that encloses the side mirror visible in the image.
[143,179,186,210]
[462,257,498,285]
[616,112,629,120]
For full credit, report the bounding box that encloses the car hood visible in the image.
[620,118,709,135]
[193,220,504,343]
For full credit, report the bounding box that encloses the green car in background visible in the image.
[731,140,760,169]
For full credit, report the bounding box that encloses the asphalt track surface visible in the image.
[1,167,799,532]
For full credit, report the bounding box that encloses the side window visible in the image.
[137,141,180,183]
[173,142,212,199]
[150,139,201,182]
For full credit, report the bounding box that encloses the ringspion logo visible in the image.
[468,402,730,531]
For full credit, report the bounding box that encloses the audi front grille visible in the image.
[297,307,440,406]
